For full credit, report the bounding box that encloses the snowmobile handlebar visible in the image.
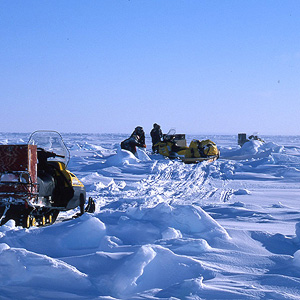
[37,148,65,159]
[54,153,65,158]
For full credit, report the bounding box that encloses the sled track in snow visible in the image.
[97,159,233,208]
[138,161,212,204]
[86,157,240,212]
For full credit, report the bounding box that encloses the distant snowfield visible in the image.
[1,133,300,300]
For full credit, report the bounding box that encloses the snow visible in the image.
[1,132,300,299]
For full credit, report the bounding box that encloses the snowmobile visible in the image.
[155,129,188,159]
[0,131,95,228]
[156,129,220,164]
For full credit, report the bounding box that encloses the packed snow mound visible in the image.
[155,277,204,298]
[295,222,300,244]
[80,172,126,193]
[0,243,9,252]
[126,202,230,243]
[106,147,140,166]
[294,250,300,266]
[61,216,106,251]
[1,215,106,257]
[221,140,283,160]
[292,223,300,267]
[136,147,151,161]
[109,244,213,298]
[0,244,91,292]
[62,244,214,299]
[80,172,114,188]
[233,189,251,195]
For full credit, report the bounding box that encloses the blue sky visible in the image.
[1,1,299,135]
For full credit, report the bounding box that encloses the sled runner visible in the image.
[180,155,219,164]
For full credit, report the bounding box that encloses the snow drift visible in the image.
[1,133,300,299]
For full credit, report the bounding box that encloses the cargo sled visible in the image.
[156,130,219,164]
[0,131,95,228]
[181,139,219,164]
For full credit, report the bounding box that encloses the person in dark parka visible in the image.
[121,134,146,155]
[150,123,163,153]
[131,126,145,146]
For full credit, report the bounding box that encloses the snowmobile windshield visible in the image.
[28,131,70,166]
[167,128,176,136]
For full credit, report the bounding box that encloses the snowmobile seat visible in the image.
[47,161,74,207]
[37,173,55,198]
